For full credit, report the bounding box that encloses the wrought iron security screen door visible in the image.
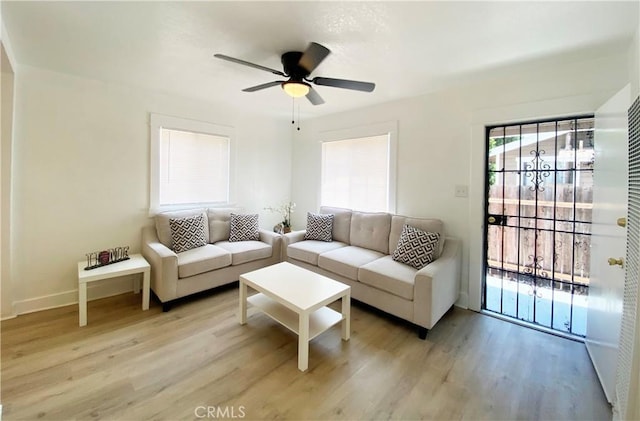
[484,116,595,336]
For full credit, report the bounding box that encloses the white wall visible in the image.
[6,30,636,318]
[10,65,291,314]
[292,50,630,309]
[1,44,14,319]
[630,28,640,99]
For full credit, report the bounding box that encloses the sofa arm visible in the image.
[141,226,179,303]
[283,230,306,246]
[413,237,462,330]
[259,228,282,261]
[259,228,280,246]
[281,230,306,260]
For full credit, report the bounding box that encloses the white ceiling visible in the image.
[2,1,638,118]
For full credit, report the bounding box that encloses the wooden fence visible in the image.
[487,184,592,286]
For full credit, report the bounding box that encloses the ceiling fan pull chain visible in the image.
[291,97,295,125]
[297,102,301,131]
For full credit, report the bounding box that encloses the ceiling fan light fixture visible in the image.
[282,81,310,98]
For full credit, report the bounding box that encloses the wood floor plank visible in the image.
[1,287,611,420]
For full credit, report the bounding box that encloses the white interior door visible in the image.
[586,84,631,405]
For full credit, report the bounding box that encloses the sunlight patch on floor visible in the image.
[485,275,587,336]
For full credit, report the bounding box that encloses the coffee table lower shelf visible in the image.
[247,293,343,340]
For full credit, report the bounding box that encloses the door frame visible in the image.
[468,96,611,312]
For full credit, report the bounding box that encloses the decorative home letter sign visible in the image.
[84,246,130,270]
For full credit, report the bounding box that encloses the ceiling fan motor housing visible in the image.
[281,51,308,81]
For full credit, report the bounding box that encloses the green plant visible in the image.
[488,161,496,186]
[488,138,497,186]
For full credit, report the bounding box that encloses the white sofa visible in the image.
[283,206,461,338]
[142,207,281,311]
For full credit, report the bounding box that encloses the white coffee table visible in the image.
[77,254,150,326]
[239,262,351,371]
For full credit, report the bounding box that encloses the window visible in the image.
[150,114,234,214]
[320,122,397,212]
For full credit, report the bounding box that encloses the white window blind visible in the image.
[149,114,234,214]
[159,129,229,206]
[321,134,390,212]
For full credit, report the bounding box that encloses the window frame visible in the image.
[149,113,235,215]
[318,121,398,213]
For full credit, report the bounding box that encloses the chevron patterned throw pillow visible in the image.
[392,224,440,269]
[304,212,334,242]
[229,213,260,242]
[169,213,207,253]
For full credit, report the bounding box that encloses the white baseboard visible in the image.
[585,340,616,406]
[1,312,17,321]
[5,280,471,317]
[455,291,469,309]
[12,275,137,316]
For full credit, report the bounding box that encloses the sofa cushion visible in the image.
[229,213,260,242]
[155,208,209,249]
[392,224,440,269]
[288,241,347,265]
[207,207,243,243]
[389,215,445,259]
[359,255,416,300]
[318,246,384,281]
[349,211,391,254]
[320,206,352,244]
[176,244,232,278]
[304,212,334,242]
[215,240,272,265]
[169,214,208,253]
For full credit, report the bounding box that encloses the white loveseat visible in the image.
[283,206,461,338]
[142,208,281,311]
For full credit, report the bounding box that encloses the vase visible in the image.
[283,226,291,234]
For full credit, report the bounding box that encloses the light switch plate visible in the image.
[455,185,469,198]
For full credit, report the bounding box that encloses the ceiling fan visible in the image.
[214,42,375,105]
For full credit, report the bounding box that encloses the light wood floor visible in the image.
[2,285,611,420]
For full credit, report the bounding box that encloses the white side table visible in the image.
[77,253,150,326]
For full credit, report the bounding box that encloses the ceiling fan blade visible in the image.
[214,54,285,77]
[306,86,325,106]
[242,81,283,92]
[298,42,331,74]
[312,77,375,92]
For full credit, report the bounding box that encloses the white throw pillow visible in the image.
[392,224,440,269]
